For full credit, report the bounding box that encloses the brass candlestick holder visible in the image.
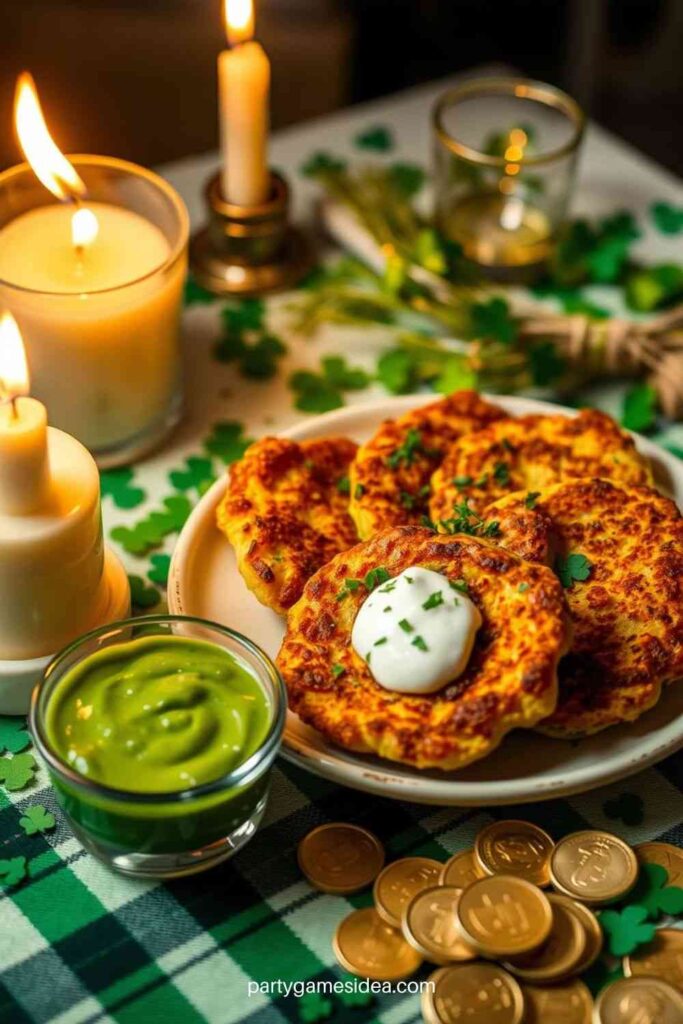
[190,170,313,296]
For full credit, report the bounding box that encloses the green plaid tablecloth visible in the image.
[1,73,682,1023]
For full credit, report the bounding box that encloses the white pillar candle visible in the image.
[219,0,271,206]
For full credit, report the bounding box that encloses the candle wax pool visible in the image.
[45,636,272,793]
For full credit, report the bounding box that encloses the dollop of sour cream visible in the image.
[351,567,482,695]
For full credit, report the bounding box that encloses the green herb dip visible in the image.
[45,636,272,793]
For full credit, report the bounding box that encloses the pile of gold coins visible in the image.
[297,820,683,1023]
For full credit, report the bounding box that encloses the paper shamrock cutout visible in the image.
[554,552,592,588]
[0,856,27,889]
[20,805,56,836]
[600,905,655,956]
[297,992,334,1023]
[222,298,265,335]
[148,554,171,587]
[184,276,218,307]
[128,575,161,610]
[628,863,683,920]
[204,421,253,465]
[603,791,645,827]
[0,718,31,756]
[111,495,192,555]
[289,357,371,414]
[0,752,37,791]
[214,329,287,380]
[355,125,394,152]
[651,201,683,235]
[389,162,425,198]
[300,151,346,178]
[100,468,146,510]
[169,457,216,495]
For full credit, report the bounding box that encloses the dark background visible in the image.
[1,0,682,174]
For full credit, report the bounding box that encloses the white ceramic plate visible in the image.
[168,394,683,805]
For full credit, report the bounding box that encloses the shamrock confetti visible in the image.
[628,863,683,920]
[0,752,37,791]
[603,792,645,827]
[222,298,265,334]
[355,125,394,152]
[19,805,56,836]
[289,356,371,414]
[651,200,683,235]
[600,905,655,957]
[204,421,253,465]
[554,553,592,588]
[148,554,171,587]
[622,383,658,433]
[111,495,192,556]
[297,992,334,1024]
[214,330,287,379]
[128,575,161,610]
[0,856,27,889]
[470,297,518,345]
[376,348,416,395]
[301,152,346,178]
[0,718,31,756]
[100,468,146,510]
[388,162,425,197]
[532,280,610,320]
[169,456,216,495]
[184,276,218,306]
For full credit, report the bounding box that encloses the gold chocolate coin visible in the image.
[456,874,553,957]
[550,830,638,905]
[635,842,683,888]
[624,928,683,993]
[522,979,593,1024]
[503,893,586,983]
[475,820,554,887]
[333,907,422,981]
[421,968,447,1024]
[373,857,442,928]
[556,896,603,974]
[402,886,477,965]
[297,823,385,894]
[440,849,483,888]
[594,976,683,1024]
[428,963,525,1024]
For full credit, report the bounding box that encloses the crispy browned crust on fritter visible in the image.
[217,436,358,614]
[349,391,507,539]
[487,478,683,737]
[277,526,571,770]
[430,409,653,522]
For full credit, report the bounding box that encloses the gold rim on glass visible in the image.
[433,77,585,168]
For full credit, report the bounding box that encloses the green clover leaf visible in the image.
[0,857,27,889]
[377,348,417,395]
[128,575,161,610]
[433,357,477,395]
[222,298,265,334]
[169,457,216,495]
[184,276,217,307]
[0,718,31,756]
[19,805,56,836]
[297,993,334,1023]
[470,297,518,345]
[528,341,566,387]
[111,495,192,556]
[388,162,425,197]
[300,152,346,178]
[651,201,683,235]
[0,752,37,791]
[628,863,683,920]
[603,792,645,827]
[204,421,253,465]
[554,552,592,588]
[100,468,146,510]
[289,357,370,414]
[355,125,394,152]
[148,554,171,587]
[601,905,655,957]
[622,384,658,433]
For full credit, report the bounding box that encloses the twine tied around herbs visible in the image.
[516,303,683,418]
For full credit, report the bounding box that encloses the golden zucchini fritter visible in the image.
[277,527,571,771]
[487,478,683,737]
[430,409,653,523]
[217,436,358,614]
[349,391,506,539]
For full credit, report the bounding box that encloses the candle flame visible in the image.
[14,72,86,202]
[0,313,30,399]
[71,207,99,250]
[224,0,254,45]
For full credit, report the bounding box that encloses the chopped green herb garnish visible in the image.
[420,514,437,531]
[493,461,511,486]
[411,635,429,652]
[331,663,345,677]
[440,501,501,538]
[374,637,388,646]
[383,606,392,612]
[518,583,530,593]
[366,651,372,664]
[449,579,469,594]
[453,475,473,490]
[474,473,489,488]
[524,491,541,509]
[555,553,592,588]
[335,577,362,601]
[399,490,417,510]
[336,475,350,495]
[405,575,414,583]
[422,591,444,610]
[365,567,391,590]
[398,619,414,633]
[354,483,365,499]
[501,438,514,453]
[387,428,423,469]
[378,581,397,593]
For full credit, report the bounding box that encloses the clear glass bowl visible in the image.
[30,615,286,879]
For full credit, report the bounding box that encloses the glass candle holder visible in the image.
[433,78,585,278]
[0,157,189,467]
[30,616,286,879]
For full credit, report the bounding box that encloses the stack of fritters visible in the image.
[217,391,683,771]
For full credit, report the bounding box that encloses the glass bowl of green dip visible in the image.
[30,615,286,879]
